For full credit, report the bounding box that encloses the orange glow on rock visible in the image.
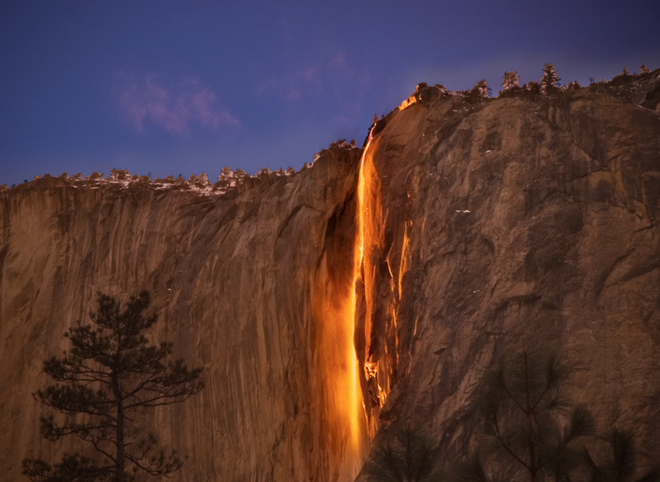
[312,136,378,480]
[398,221,412,299]
[355,131,392,438]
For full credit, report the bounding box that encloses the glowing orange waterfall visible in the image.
[345,131,376,454]
[314,126,390,480]
[312,135,376,481]
[356,130,381,438]
[353,127,391,438]
[353,122,406,440]
[336,130,377,476]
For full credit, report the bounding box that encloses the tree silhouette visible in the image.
[361,422,439,482]
[541,63,560,94]
[22,291,204,482]
[584,428,659,482]
[468,351,593,482]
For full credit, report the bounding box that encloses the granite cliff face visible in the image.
[353,77,660,471]
[2,72,660,481]
[0,149,364,482]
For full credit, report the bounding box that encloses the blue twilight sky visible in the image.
[1,0,659,187]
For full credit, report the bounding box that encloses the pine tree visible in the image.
[541,63,561,94]
[584,428,660,482]
[464,80,491,102]
[361,423,439,482]
[468,351,593,482]
[501,71,520,91]
[474,80,491,98]
[22,291,204,482]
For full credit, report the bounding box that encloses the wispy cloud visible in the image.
[256,66,321,100]
[119,75,239,137]
[257,53,370,104]
[256,53,372,134]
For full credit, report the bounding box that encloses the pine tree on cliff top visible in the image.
[22,291,204,482]
[501,71,520,91]
[541,63,560,94]
[473,80,491,98]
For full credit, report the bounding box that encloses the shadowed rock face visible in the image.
[2,78,660,482]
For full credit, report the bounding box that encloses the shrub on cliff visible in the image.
[22,291,204,482]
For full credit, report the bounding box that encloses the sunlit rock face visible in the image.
[353,85,660,470]
[2,74,660,482]
[0,148,363,482]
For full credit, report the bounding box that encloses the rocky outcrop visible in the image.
[2,71,660,482]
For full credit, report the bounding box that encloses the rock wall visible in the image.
[353,84,660,471]
[0,147,364,482]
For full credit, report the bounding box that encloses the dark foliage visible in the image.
[459,80,492,103]
[565,81,582,92]
[583,428,659,482]
[361,422,440,482]
[360,349,659,482]
[467,352,593,482]
[541,63,561,94]
[609,68,636,87]
[22,292,204,482]
[524,81,542,95]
